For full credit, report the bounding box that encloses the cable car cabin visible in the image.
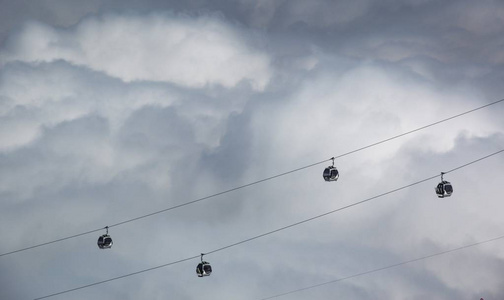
[323,166,339,182]
[435,181,453,198]
[97,234,113,249]
[196,261,212,277]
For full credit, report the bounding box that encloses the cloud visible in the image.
[0,60,257,199]
[1,13,272,90]
[1,2,504,300]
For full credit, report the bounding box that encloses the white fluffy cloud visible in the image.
[0,13,271,90]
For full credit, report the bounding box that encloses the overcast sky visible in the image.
[1,1,504,299]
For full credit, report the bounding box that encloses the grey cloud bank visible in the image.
[0,1,503,299]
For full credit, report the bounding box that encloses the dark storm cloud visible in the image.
[119,106,196,159]
[0,115,111,199]
[0,0,102,46]
[202,111,252,181]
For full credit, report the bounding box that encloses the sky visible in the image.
[1,0,504,299]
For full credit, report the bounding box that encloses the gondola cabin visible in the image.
[196,261,212,277]
[323,166,339,182]
[435,181,453,198]
[97,234,113,249]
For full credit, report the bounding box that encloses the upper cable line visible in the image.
[1,98,503,258]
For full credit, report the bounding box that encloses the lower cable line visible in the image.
[34,255,200,300]
[33,149,504,300]
[259,234,504,300]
